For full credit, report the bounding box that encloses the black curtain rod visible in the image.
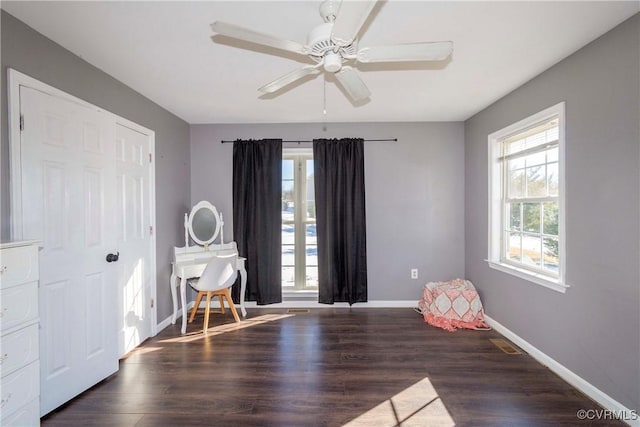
[220,138,397,144]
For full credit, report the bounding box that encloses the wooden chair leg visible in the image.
[218,294,225,313]
[189,291,204,323]
[203,291,213,333]
[223,288,240,323]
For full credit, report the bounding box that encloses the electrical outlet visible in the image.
[411,269,418,279]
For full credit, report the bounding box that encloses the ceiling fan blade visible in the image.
[331,0,377,46]
[334,66,371,102]
[211,21,309,56]
[258,65,321,94]
[357,41,453,63]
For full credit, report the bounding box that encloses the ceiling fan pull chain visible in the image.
[323,74,327,116]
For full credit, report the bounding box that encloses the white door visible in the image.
[115,124,152,356]
[20,87,119,415]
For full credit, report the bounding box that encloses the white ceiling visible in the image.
[2,1,638,124]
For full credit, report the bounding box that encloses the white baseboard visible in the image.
[156,301,195,333]
[196,300,418,309]
[485,315,639,427]
[156,313,176,333]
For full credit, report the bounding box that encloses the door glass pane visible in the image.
[281,224,295,287]
[306,266,318,287]
[282,266,295,288]
[523,203,541,233]
[306,245,317,267]
[306,159,315,220]
[282,224,295,245]
[306,224,317,287]
[282,159,294,221]
[282,159,294,180]
[306,224,316,245]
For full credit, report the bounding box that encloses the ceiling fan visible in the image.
[211,0,453,103]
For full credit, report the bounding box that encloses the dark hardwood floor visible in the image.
[42,308,622,426]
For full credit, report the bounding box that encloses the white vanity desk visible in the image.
[170,201,247,335]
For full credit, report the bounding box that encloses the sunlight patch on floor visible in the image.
[343,377,455,427]
[159,314,295,343]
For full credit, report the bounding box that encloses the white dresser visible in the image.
[0,241,40,426]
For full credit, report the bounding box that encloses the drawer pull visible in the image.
[0,265,6,274]
[0,353,7,364]
[0,307,6,318]
[1,393,11,408]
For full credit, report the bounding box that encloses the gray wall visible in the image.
[465,14,639,410]
[190,122,465,301]
[0,11,191,322]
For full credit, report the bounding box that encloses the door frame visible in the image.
[7,68,159,335]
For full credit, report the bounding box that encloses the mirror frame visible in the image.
[187,201,221,246]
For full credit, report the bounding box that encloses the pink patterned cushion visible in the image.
[417,279,488,332]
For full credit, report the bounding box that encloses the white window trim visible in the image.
[487,102,569,293]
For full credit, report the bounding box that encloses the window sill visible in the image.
[486,260,569,294]
[283,290,318,300]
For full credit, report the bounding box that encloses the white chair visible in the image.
[188,253,240,333]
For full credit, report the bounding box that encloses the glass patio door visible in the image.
[282,150,317,292]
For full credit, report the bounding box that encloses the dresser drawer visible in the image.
[1,323,39,378]
[1,282,38,333]
[0,361,39,421]
[1,398,40,427]
[0,244,39,290]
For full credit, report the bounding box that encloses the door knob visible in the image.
[106,252,119,263]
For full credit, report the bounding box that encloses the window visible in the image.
[282,149,317,292]
[488,102,567,293]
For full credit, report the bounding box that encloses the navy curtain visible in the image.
[313,138,368,305]
[232,139,282,305]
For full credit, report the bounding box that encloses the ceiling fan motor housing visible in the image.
[307,22,357,72]
[307,23,336,56]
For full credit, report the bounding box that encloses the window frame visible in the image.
[487,102,568,293]
[282,148,317,293]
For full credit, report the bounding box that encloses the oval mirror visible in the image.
[187,201,221,246]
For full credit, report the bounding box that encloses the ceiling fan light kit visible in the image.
[211,0,453,103]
